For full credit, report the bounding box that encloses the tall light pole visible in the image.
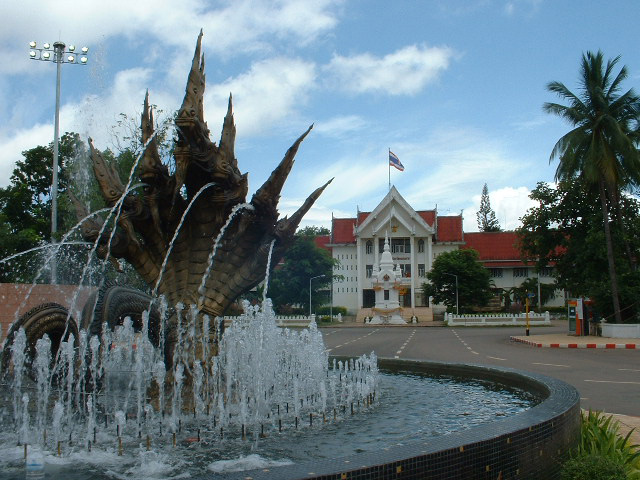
[443,272,459,315]
[309,274,326,317]
[29,40,89,284]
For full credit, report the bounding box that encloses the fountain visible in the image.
[0,31,579,479]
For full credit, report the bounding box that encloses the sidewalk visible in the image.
[610,413,640,445]
[510,333,640,349]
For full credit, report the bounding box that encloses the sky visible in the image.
[1,0,640,233]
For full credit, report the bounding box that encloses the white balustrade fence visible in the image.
[445,311,550,326]
[223,313,343,327]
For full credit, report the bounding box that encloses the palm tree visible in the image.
[544,51,640,323]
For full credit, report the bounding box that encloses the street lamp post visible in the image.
[309,274,326,318]
[443,272,459,315]
[29,40,89,284]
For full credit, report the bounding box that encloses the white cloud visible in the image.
[324,44,455,95]
[400,125,528,205]
[206,57,316,136]
[463,186,537,232]
[0,124,52,184]
[314,115,368,137]
[0,0,342,75]
[0,67,161,186]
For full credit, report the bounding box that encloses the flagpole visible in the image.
[388,147,391,191]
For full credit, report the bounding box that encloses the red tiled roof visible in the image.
[463,231,523,263]
[417,210,435,226]
[357,212,370,224]
[332,218,356,244]
[314,235,331,252]
[436,216,463,242]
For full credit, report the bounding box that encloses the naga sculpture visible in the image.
[71,30,330,324]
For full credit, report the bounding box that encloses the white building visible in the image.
[327,187,563,319]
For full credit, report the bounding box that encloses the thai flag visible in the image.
[389,151,404,171]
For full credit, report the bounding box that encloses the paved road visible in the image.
[321,324,640,416]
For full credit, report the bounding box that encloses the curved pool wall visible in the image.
[220,358,580,480]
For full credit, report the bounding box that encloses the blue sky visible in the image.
[1,0,640,232]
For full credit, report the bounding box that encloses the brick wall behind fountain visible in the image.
[0,283,95,334]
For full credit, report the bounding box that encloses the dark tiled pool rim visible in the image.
[215,358,581,480]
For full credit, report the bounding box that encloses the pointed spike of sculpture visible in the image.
[140,90,163,184]
[276,178,333,238]
[178,29,206,124]
[89,138,125,206]
[219,94,236,168]
[252,124,314,211]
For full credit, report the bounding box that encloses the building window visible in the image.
[384,290,390,300]
[366,265,373,278]
[400,264,411,277]
[418,264,425,277]
[392,238,411,253]
[366,240,373,254]
[489,268,503,278]
[539,267,553,277]
[379,237,411,253]
[513,268,529,278]
[418,239,425,253]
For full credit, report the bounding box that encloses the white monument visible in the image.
[369,235,406,324]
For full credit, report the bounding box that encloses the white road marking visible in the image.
[618,368,640,372]
[584,380,640,385]
[487,356,507,361]
[532,362,570,368]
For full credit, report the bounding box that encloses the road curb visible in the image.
[510,336,638,349]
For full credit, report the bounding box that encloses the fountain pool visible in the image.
[0,359,545,479]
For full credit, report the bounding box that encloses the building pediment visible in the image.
[356,186,434,238]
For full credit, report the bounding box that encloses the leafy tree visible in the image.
[422,249,492,313]
[508,277,557,310]
[267,234,336,314]
[517,179,640,322]
[0,133,84,282]
[296,225,330,236]
[476,183,501,232]
[544,51,640,323]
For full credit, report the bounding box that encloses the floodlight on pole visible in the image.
[29,40,88,284]
[309,274,326,318]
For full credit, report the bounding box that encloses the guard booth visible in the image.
[568,298,592,336]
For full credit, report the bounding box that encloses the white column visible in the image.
[410,235,416,309]
[356,237,363,309]
[374,235,379,271]
[427,235,433,271]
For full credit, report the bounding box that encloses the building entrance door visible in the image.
[362,289,375,308]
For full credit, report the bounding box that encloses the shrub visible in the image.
[560,454,626,480]
[316,306,347,316]
[563,410,640,479]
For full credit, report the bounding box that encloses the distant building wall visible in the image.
[0,284,95,339]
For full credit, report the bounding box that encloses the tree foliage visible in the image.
[296,225,330,237]
[544,51,640,322]
[0,133,85,282]
[517,179,640,322]
[266,233,336,313]
[508,277,557,309]
[476,183,501,232]
[422,249,492,313]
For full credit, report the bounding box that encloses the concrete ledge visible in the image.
[511,335,640,349]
